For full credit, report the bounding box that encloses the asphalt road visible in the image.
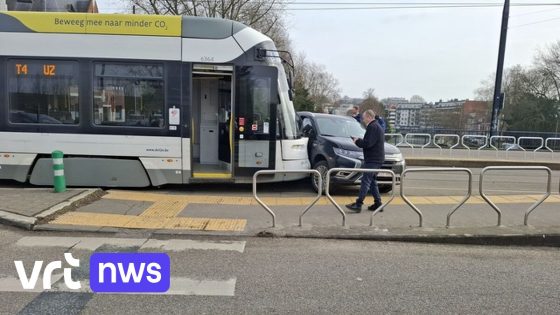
[1,226,560,314]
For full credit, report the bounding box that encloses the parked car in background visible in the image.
[297,112,405,193]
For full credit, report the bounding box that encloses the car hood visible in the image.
[324,136,401,154]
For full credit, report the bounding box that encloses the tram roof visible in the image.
[0,11,248,38]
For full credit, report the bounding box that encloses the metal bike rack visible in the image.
[253,170,322,228]
[433,134,460,156]
[461,135,488,157]
[325,168,396,227]
[517,137,544,159]
[400,168,472,227]
[479,166,552,226]
[545,138,560,158]
[489,136,516,158]
[404,133,432,153]
[385,133,404,146]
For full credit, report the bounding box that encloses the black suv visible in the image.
[297,112,405,192]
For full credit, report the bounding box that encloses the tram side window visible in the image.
[93,63,165,128]
[8,60,79,124]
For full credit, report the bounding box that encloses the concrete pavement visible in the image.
[1,227,560,314]
[1,164,560,246]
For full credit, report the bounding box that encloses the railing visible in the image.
[478,166,552,226]
[399,168,473,227]
[385,133,404,146]
[461,135,488,157]
[517,137,544,159]
[324,168,396,227]
[403,133,432,153]
[252,164,559,229]
[253,170,323,228]
[433,134,460,156]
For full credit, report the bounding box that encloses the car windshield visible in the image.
[315,116,366,138]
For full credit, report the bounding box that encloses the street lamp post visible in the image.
[490,0,510,138]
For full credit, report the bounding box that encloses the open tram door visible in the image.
[233,65,278,178]
[191,65,234,179]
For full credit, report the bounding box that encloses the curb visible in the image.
[0,188,104,230]
[27,222,560,247]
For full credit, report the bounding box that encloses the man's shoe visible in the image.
[345,202,362,213]
[368,203,383,212]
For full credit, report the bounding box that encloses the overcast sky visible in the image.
[97,0,560,103]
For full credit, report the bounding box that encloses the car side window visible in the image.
[302,117,312,129]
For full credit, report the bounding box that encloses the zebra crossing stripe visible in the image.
[0,276,237,296]
[14,237,246,253]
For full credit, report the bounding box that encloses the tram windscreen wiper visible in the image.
[320,134,338,137]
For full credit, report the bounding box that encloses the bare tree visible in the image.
[127,0,291,51]
[410,95,425,103]
[294,53,341,111]
[534,41,560,101]
[359,89,384,116]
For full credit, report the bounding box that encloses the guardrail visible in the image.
[517,136,544,159]
[324,168,396,227]
[385,133,404,146]
[399,168,472,227]
[545,138,560,157]
[489,136,516,158]
[433,134,460,156]
[461,135,488,157]
[253,170,323,228]
[403,133,432,153]
[479,166,552,226]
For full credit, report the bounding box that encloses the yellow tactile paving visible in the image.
[51,212,134,227]
[164,217,209,230]
[124,216,171,229]
[101,190,560,208]
[204,218,246,232]
[50,211,246,231]
[140,200,188,218]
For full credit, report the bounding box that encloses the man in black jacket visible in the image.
[346,110,385,212]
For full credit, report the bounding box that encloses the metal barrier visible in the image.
[479,166,552,226]
[253,170,323,228]
[517,136,544,159]
[385,133,404,146]
[489,136,516,158]
[461,135,488,157]
[403,133,432,153]
[545,138,560,158]
[400,168,472,227]
[433,134,460,156]
[325,168,396,227]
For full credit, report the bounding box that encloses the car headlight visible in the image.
[333,147,363,159]
[385,153,403,161]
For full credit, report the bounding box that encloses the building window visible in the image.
[8,59,79,124]
[93,63,165,128]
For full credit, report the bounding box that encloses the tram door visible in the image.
[191,65,233,179]
[233,65,278,177]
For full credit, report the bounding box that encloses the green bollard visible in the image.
[52,150,66,193]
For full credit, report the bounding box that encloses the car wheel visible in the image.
[378,184,393,194]
[311,160,329,193]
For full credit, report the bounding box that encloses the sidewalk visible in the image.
[0,188,103,229]
[17,188,560,246]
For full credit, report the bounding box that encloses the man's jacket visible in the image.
[355,120,385,164]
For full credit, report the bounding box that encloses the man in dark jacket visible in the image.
[346,110,385,212]
[351,105,361,123]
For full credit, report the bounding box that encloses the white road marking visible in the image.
[0,273,63,293]
[141,239,246,253]
[165,278,236,296]
[14,237,245,252]
[0,276,236,296]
